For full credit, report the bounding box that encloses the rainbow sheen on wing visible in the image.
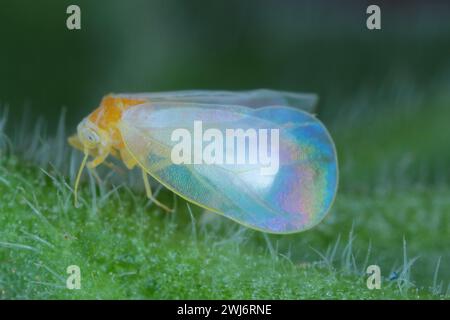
[118,102,337,233]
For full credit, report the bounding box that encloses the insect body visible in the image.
[69,89,338,234]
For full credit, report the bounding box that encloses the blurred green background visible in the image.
[1,0,449,297]
[1,0,449,126]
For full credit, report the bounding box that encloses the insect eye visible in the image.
[83,129,99,144]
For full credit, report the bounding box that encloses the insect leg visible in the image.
[88,167,103,186]
[120,148,138,170]
[87,150,110,169]
[100,160,125,176]
[74,151,89,207]
[141,169,174,213]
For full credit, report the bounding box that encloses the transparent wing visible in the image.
[113,89,317,113]
[118,102,337,233]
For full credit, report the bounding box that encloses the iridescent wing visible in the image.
[118,102,337,233]
[113,89,318,113]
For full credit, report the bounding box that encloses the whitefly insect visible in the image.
[69,89,338,234]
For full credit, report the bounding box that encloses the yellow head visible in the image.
[68,95,146,206]
[69,118,111,155]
